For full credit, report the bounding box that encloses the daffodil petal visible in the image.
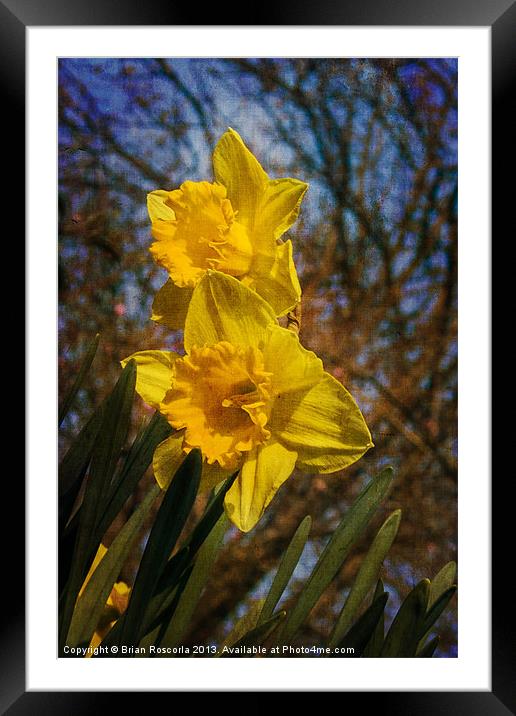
[249,240,302,316]
[147,190,175,223]
[108,582,131,614]
[152,433,187,489]
[153,433,231,492]
[256,178,308,241]
[212,128,267,227]
[268,373,374,473]
[184,270,277,352]
[224,440,297,532]
[121,350,177,409]
[151,279,194,330]
[264,324,323,394]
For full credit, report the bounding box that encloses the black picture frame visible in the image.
[11,1,504,711]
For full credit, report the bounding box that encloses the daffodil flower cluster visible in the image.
[123,129,373,532]
[148,128,305,328]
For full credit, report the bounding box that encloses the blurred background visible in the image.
[58,58,457,656]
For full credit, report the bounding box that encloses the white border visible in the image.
[27,27,490,691]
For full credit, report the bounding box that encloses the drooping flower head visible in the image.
[147,128,307,328]
[123,272,373,532]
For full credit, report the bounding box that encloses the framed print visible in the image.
[9,0,505,710]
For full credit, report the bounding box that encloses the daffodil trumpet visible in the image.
[122,271,373,532]
[147,128,307,328]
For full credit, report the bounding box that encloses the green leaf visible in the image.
[138,624,162,652]
[185,471,238,558]
[117,448,202,648]
[221,611,287,657]
[94,549,192,655]
[147,567,194,655]
[257,516,311,627]
[96,560,192,658]
[278,467,394,644]
[59,505,82,597]
[329,509,401,648]
[332,592,389,657]
[137,547,193,634]
[158,514,228,650]
[66,485,160,649]
[362,579,386,657]
[99,502,231,655]
[93,411,172,544]
[58,360,137,650]
[59,402,104,499]
[88,359,137,512]
[60,415,169,619]
[219,599,266,652]
[417,635,440,657]
[139,476,236,644]
[108,412,172,502]
[417,562,457,651]
[419,585,457,639]
[96,472,254,654]
[429,561,457,608]
[154,546,191,597]
[59,333,100,427]
[380,579,430,657]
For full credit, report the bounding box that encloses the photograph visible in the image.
[12,8,501,708]
[57,57,458,660]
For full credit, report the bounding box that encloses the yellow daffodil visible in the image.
[79,544,131,654]
[122,271,373,532]
[147,128,307,328]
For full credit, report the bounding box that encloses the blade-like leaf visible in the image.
[332,592,389,658]
[95,562,196,657]
[89,359,137,512]
[59,402,104,498]
[362,579,386,657]
[58,360,137,650]
[97,545,194,654]
[154,546,191,597]
[140,553,193,641]
[419,585,457,639]
[107,412,172,502]
[417,635,440,657]
[117,449,202,648]
[185,471,238,557]
[221,612,287,657]
[429,561,457,608]
[59,466,87,545]
[59,467,86,594]
[147,567,194,655]
[329,510,401,648]
[380,579,430,657]
[219,599,266,652]
[158,514,228,650]
[257,516,311,627]
[417,562,457,650]
[278,467,394,644]
[139,477,238,643]
[93,411,172,543]
[59,333,100,427]
[66,485,160,649]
